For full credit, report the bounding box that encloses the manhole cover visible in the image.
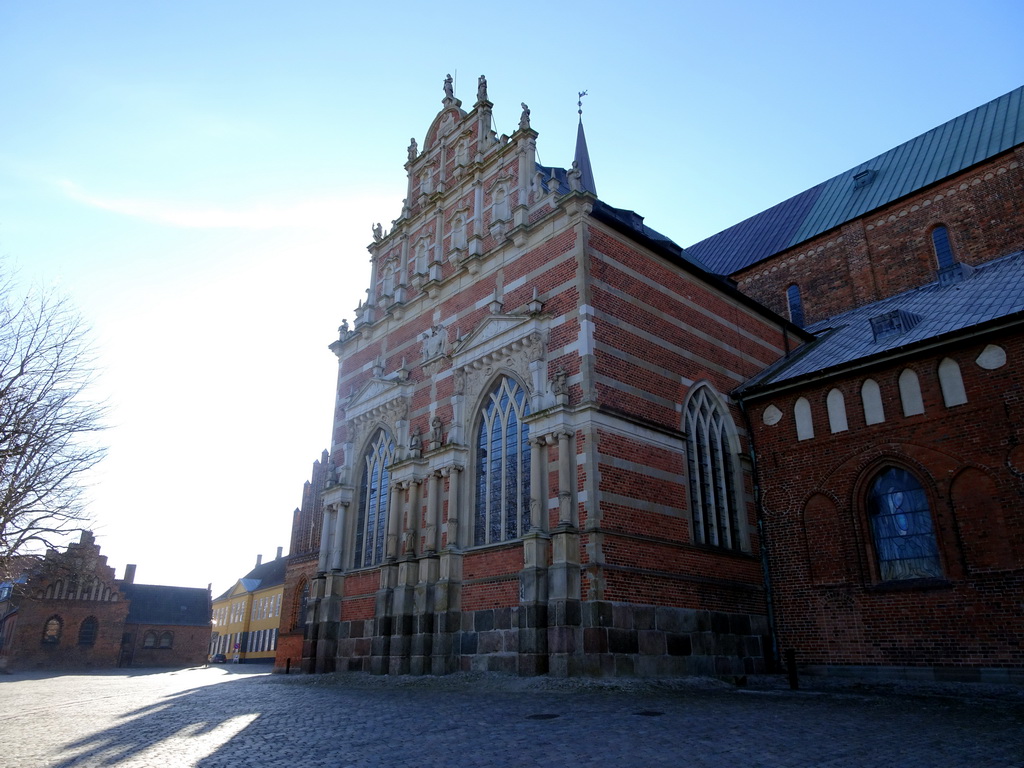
[526,713,561,720]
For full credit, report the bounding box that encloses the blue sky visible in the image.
[1,1,1021,596]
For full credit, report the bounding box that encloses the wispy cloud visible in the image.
[57,180,390,230]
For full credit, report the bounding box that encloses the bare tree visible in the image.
[0,277,106,580]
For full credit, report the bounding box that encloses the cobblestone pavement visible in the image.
[1,667,1022,767]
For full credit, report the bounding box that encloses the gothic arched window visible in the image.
[354,429,396,567]
[474,376,531,546]
[867,467,942,581]
[78,616,98,646]
[295,579,309,631]
[685,386,744,551]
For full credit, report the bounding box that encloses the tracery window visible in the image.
[685,386,743,551]
[867,467,942,581]
[354,429,396,567]
[78,616,98,646]
[474,376,531,546]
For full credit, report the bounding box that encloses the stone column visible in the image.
[434,465,463,674]
[520,434,550,675]
[317,505,334,573]
[330,502,348,571]
[530,435,546,531]
[548,428,581,677]
[557,429,573,526]
[425,470,442,554]
[386,483,403,561]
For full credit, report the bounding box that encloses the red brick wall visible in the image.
[749,332,1024,668]
[733,150,1024,326]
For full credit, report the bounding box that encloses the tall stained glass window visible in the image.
[354,429,396,567]
[475,376,531,546]
[868,467,942,581]
[685,386,743,551]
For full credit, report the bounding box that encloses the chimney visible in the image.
[123,564,136,584]
[276,546,283,560]
[256,554,262,567]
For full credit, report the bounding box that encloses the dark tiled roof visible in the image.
[688,86,1024,276]
[742,250,1024,392]
[214,556,288,601]
[121,583,211,627]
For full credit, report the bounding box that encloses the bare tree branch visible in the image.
[0,274,107,580]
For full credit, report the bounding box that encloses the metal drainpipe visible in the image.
[738,394,780,672]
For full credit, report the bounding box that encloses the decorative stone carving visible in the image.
[422,325,447,361]
[372,222,383,242]
[429,415,443,450]
[409,427,422,458]
[519,102,530,131]
[443,74,454,101]
[551,366,568,406]
[477,75,487,103]
[567,161,582,192]
[407,138,418,162]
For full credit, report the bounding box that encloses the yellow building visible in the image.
[211,548,285,664]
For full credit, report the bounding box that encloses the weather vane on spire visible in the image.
[578,90,588,120]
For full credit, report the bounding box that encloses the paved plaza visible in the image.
[0,666,1022,767]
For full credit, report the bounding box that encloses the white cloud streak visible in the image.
[57,179,396,230]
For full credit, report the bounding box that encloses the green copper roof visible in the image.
[687,86,1024,276]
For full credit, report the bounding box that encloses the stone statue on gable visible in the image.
[407,138,418,162]
[477,75,488,103]
[519,103,531,131]
[443,74,454,101]
[372,222,383,242]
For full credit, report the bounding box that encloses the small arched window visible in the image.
[938,357,967,407]
[794,397,814,440]
[684,385,744,551]
[826,388,848,433]
[931,225,955,270]
[867,467,942,581]
[354,429,397,568]
[898,369,924,417]
[861,379,885,425]
[159,631,173,649]
[78,616,98,646]
[42,616,62,644]
[143,630,157,648]
[474,376,531,546]
[786,284,805,327]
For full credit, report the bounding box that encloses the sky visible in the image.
[1,1,1021,598]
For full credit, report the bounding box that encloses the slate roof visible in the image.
[687,86,1024,276]
[214,555,287,601]
[740,250,1024,394]
[121,583,211,627]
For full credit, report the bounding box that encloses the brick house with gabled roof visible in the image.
[0,531,211,670]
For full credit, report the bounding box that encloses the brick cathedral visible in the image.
[275,79,1024,681]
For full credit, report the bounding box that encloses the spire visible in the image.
[573,90,597,196]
